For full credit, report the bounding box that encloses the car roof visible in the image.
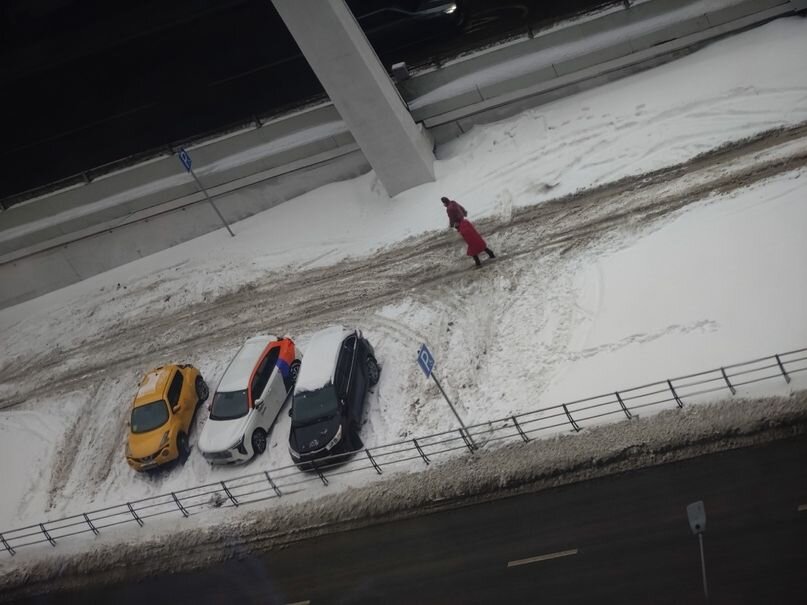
[133,365,174,406]
[217,334,276,392]
[295,326,354,393]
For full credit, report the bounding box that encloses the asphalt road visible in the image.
[14,435,807,604]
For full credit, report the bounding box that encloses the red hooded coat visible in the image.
[457,219,487,257]
[444,200,467,228]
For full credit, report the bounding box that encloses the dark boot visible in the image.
[485,248,496,259]
[473,255,482,267]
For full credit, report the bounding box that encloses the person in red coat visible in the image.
[441,196,496,267]
[442,196,467,228]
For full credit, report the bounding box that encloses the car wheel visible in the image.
[195,376,209,402]
[177,432,190,463]
[367,356,380,386]
[251,429,267,456]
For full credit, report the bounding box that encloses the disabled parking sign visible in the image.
[178,147,192,172]
[417,344,435,378]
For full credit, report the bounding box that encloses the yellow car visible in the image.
[126,364,209,472]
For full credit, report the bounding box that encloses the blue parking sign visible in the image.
[417,343,435,379]
[178,147,192,172]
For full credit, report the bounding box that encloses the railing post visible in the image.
[264,471,282,497]
[365,449,383,474]
[171,492,190,518]
[459,428,476,453]
[312,462,329,487]
[39,523,56,547]
[720,367,737,395]
[413,438,430,465]
[562,404,581,432]
[83,513,99,536]
[221,481,239,507]
[0,533,15,556]
[512,416,530,442]
[615,392,633,419]
[775,354,792,384]
[127,502,144,527]
[668,380,684,408]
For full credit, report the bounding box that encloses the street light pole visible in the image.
[698,532,709,601]
[687,500,710,603]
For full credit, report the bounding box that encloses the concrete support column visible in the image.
[271,0,435,196]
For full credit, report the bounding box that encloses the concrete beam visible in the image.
[271,0,434,196]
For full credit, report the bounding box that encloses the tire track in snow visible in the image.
[3,123,807,410]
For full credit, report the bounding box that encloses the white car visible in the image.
[199,335,300,464]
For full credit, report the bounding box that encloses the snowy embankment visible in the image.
[0,17,806,563]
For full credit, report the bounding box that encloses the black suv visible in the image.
[288,327,380,468]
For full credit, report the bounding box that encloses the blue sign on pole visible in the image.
[417,343,436,379]
[178,147,192,172]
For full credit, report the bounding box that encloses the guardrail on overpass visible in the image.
[406,0,806,140]
[1,0,804,309]
[1,346,804,556]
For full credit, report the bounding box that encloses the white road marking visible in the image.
[798,504,807,512]
[507,548,579,568]
[286,601,311,605]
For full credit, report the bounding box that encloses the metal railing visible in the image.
[1,346,804,556]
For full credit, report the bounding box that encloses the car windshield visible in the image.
[292,385,339,426]
[210,389,249,421]
[131,400,169,434]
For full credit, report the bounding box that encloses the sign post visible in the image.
[178,148,235,237]
[417,344,475,449]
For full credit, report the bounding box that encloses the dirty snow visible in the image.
[1,17,807,561]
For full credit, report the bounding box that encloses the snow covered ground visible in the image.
[1,16,806,557]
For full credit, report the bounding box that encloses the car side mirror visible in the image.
[288,407,293,417]
[255,398,264,408]
[172,406,180,414]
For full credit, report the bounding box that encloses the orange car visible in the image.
[126,364,209,471]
